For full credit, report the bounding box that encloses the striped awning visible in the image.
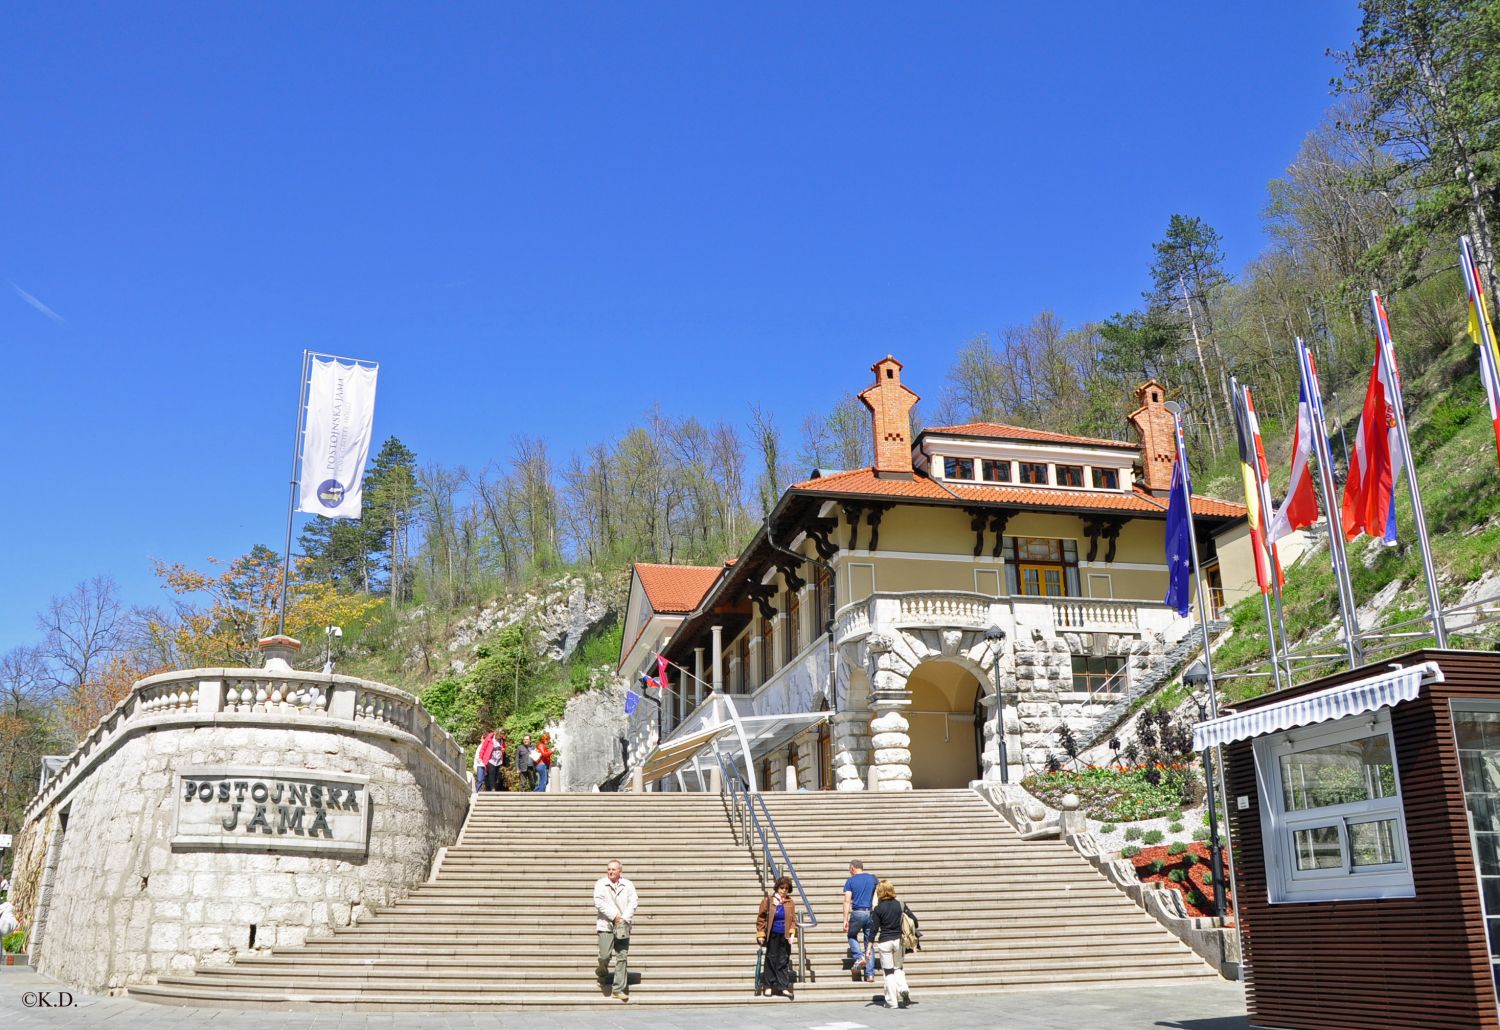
[1192,660,1445,752]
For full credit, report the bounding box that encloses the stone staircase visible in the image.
[129,790,1217,1010]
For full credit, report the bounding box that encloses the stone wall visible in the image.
[11,668,469,994]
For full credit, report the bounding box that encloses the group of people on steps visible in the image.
[591,856,918,1008]
[472,729,553,792]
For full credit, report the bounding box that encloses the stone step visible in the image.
[304,915,1167,948]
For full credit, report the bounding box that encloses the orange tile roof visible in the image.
[923,422,1139,450]
[787,467,1245,519]
[633,563,724,614]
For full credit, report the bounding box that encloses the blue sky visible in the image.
[1,2,1360,651]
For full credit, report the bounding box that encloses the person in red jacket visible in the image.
[533,733,554,792]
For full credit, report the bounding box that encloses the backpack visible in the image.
[900,904,920,951]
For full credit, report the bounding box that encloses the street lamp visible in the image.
[985,625,1009,784]
[323,626,343,674]
[1185,659,1227,921]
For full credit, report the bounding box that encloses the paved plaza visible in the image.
[0,968,1249,1030]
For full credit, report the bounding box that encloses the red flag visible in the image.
[646,654,669,689]
[1342,296,1398,542]
[1244,386,1285,588]
[1269,344,1321,541]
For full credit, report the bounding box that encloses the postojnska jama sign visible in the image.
[172,767,371,853]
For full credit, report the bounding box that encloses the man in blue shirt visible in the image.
[842,859,879,982]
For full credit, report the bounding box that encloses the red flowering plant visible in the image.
[1128,842,1233,922]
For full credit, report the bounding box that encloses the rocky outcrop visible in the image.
[546,683,658,792]
[439,575,613,674]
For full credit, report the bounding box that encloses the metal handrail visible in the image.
[715,750,817,986]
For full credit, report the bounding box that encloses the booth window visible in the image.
[1253,711,1414,903]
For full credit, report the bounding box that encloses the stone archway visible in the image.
[905,660,984,789]
[836,625,1014,791]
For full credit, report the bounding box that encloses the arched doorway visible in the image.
[905,660,984,789]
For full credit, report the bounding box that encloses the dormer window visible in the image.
[1056,464,1084,487]
[1018,462,1048,486]
[1093,467,1120,489]
[981,459,1011,483]
[943,457,975,480]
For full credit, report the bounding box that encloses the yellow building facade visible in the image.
[622,357,1250,792]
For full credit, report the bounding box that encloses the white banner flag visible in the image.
[297,357,379,519]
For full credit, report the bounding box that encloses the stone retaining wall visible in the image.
[10,668,469,994]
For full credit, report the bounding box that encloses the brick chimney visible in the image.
[858,355,919,479]
[1127,380,1177,495]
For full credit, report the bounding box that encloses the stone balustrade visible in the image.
[1049,597,1146,631]
[23,667,466,826]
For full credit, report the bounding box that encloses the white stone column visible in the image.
[870,707,913,792]
[711,626,723,694]
[694,647,705,704]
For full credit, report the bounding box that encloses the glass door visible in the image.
[1453,705,1500,1013]
[1018,564,1065,596]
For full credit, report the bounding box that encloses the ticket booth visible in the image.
[1196,650,1500,1030]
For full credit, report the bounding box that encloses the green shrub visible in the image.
[1099,823,1117,834]
[1169,822,1184,833]
[3,929,24,954]
[1149,859,1166,874]
[1142,829,1165,845]
[1124,826,1143,841]
[1193,826,1211,841]
[1167,842,1188,856]
[1202,871,1214,885]
[1186,889,1206,908]
[1167,869,1187,883]
[1120,845,1141,858]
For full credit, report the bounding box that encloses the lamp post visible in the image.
[1186,659,1227,921]
[985,625,1009,784]
[323,625,343,674]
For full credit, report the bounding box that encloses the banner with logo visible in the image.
[297,357,379,519]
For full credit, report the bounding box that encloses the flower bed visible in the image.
[1023,763,1203,822]
[1128,842,1232,921]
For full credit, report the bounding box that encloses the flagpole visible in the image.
[1230,378,1285,692]
[1371,293,1449,648]
[1299,341,1364,667]
[277,350,313,638]
[1166,402,1239,932]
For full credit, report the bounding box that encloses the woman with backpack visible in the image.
[533,733,554,792]
[755,875,798,1000]
[866,879,913,1009]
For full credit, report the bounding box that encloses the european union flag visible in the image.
[624,690,641,716]
[1164,454,1193,617]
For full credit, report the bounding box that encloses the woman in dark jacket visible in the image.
[867,879,911,1009]
[756,875,798,999]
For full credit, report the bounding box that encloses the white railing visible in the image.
[22,667,467,825]
[897,591,996,625]
[1050,598,1143,631]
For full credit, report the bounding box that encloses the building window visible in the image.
[1093,467,1120,489]
[1002,537,1080,596]
[943,456,975,480]
[786,590,802,661]
[811,566,831,639]
[981,459,1011,484]
[1252,711,1414,903]
[1056,464,1084,487]
[1018,462,1049,485]
[1071,655,1125,698]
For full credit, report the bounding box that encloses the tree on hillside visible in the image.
[1148,215,1234,446]
[0,646,57,835]
[151,546,382,667]
[749,404,785,517]
[1333,0,1500,295]
[301,437,420,600]
[799,393,871,473]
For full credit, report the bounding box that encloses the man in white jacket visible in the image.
[594,859,638,1002]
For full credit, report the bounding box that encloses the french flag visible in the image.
[1341,293,1403,545]
[1268,341,1321,543]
